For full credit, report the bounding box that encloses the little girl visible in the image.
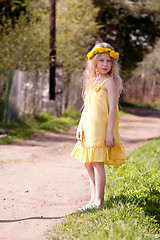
[71,42,126,211]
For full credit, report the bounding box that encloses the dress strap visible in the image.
[99,77,111,87]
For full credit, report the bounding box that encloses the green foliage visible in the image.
[93,0,160,79]
[120,101,160,110]
[0,137,12,145]
[62,108,81,121]
[1,0,160,79]
[151,101,160,109]
[37,109,80,132]
[0,0,99,73]
[0,0,49,70]
[133,40,160,84]
[105,138,160,222]
[0,109,80,144]
[40,117,77,132]
[119,109,128,117]
[51,204,159,240]
[120,102,151,109]
[50,137,160,240]
[5,116,40,140]
[35,112,55,123]
[0,0,31,25]
[56,0,99,75]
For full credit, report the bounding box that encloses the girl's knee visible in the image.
[93,162,104,168]
[85,162,93,170]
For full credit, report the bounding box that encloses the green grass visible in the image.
[39,109,81,132]
[0,116,41,144]
[0,137,12,145]
[120,101,160,110]
[0,109,81,145]
[119,109,128,117]
[39,117,77,132]
[49,137,160,240]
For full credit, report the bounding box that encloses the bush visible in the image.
[40,117,76,132]
[35,112,54,123]
[62,108,81,122]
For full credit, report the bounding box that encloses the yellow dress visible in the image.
[71,78,126,165]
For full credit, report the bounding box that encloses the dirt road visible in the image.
[0,108,160,240]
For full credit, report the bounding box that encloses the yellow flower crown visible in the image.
[87,47,119,61]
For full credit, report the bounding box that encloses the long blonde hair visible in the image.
[82,42,124,100]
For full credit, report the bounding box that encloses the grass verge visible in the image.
[0,109,81,145]
[120,101,160,110]
[48,137,160,240]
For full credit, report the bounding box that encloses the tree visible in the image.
[1,0,160,79]
[134,39,160,84]
[0,0,49,70]
[56,0,99,72]
[56,0,99,107]
[0,0,99,109]
[93,0,160,79]
[0,0,31,25]
[0,0,99,72]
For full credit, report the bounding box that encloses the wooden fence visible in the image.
[122,76,160,104]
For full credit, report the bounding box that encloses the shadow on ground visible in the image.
[122,107,160,118]
[12,128,77,147]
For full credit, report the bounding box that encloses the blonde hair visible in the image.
[82,42,124,100]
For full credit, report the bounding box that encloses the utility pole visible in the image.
[49,0,56,100]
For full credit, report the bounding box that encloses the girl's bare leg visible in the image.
[85,163,96,204]
[93,162,106,207]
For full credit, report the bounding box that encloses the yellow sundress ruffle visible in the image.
[71,141,126,165]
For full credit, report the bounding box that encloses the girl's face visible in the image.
[96,53,112,76]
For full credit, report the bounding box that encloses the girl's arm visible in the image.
[103,78,117,147]
[76,108,85,141]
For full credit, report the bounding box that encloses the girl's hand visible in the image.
[76,125,83,142]
[106,132,114,147]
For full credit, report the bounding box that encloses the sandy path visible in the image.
[0,108,160,240]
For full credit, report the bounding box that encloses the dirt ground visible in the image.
[0,108,160,240]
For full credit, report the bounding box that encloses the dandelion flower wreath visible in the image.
[87,47,119,61]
